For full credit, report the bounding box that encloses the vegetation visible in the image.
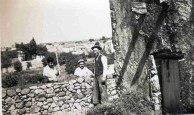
[1,69,45,88]
[16,38,48,61]
[64,52,86,74]
[27,62,32,69]
[87,91,154,115]
[13,61,22,72]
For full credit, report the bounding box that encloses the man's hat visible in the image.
[78,59,85,64]
[91,42,102,50]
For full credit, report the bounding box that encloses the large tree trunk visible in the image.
[109,0,193,112]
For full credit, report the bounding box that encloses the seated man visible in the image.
[74,59,94,77]
[43,57,59,82]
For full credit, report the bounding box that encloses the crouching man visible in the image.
[43,57,59,82]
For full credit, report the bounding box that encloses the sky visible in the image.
[0,0,112,47]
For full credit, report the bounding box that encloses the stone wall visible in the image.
[2,76,119,115]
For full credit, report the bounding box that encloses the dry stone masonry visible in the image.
[2,76,119,115]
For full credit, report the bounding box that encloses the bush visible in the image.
[27,62,32,69]
[14,61,22,72]
[2,69,45,88]
[87,91,154,115]
[2,74,18,88]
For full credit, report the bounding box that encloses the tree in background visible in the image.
[89,38,95,42]
[1,53,12,72]
[36,45,48,56]
[29,37,37,58]
[15,38,47,61]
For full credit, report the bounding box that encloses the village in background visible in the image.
[1,37,114,74]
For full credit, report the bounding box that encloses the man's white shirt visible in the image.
[74,67,93,77]
[43,65,58,81]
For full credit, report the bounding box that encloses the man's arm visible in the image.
[101,55,108,81]
[43,67,57,81]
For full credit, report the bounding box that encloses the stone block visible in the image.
[21,88,30,95]
[18,108,26,114]
[64,96,71,100]
[2,89,6,98]
[111,90,117,95]
[25,102,32,107]
[54,88,60,93]
[40,85,47,89]
[74,103,81,110]
[8,105,15,111]
[27,93,35,98]
[53,106,60,112]
[53,97,59,102]
[62,104,70,109]
[43,105,49,110]
[47,94,55,98]
[16,101,24,109]
[29,86,38,89]
[77,77,84,83]
[47,98,53,103]
[58,92,66,97]
[37,102,43,106]
[58,101,64,107]
[16,88,21,93]
[30,106,41,113]
[5,97,15,104]
[47,88,54,94]
[46,83,53,88]
[51,102,57,108]
[34,89,44,94]
[69,79,77,84]
[7,90,16,96]
[39,97,46,102]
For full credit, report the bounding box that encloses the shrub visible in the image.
[87,91,154,115]
[14,61,22,72]
[2,69,45,88]
[2,74,18,88]
[27,62,32,69]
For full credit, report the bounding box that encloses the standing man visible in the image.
[43,57,59,82]
[91,42,108,105]
[74,59,94,77]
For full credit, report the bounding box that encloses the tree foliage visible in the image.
[15,38,48,61]
[1,53,12,68]
[36,45,48,56]
[64,52,86,74]
[29,37,37,56]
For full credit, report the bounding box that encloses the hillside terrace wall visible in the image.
[2,75,120,115]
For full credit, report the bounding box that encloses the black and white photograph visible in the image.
[1,0,194,114]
